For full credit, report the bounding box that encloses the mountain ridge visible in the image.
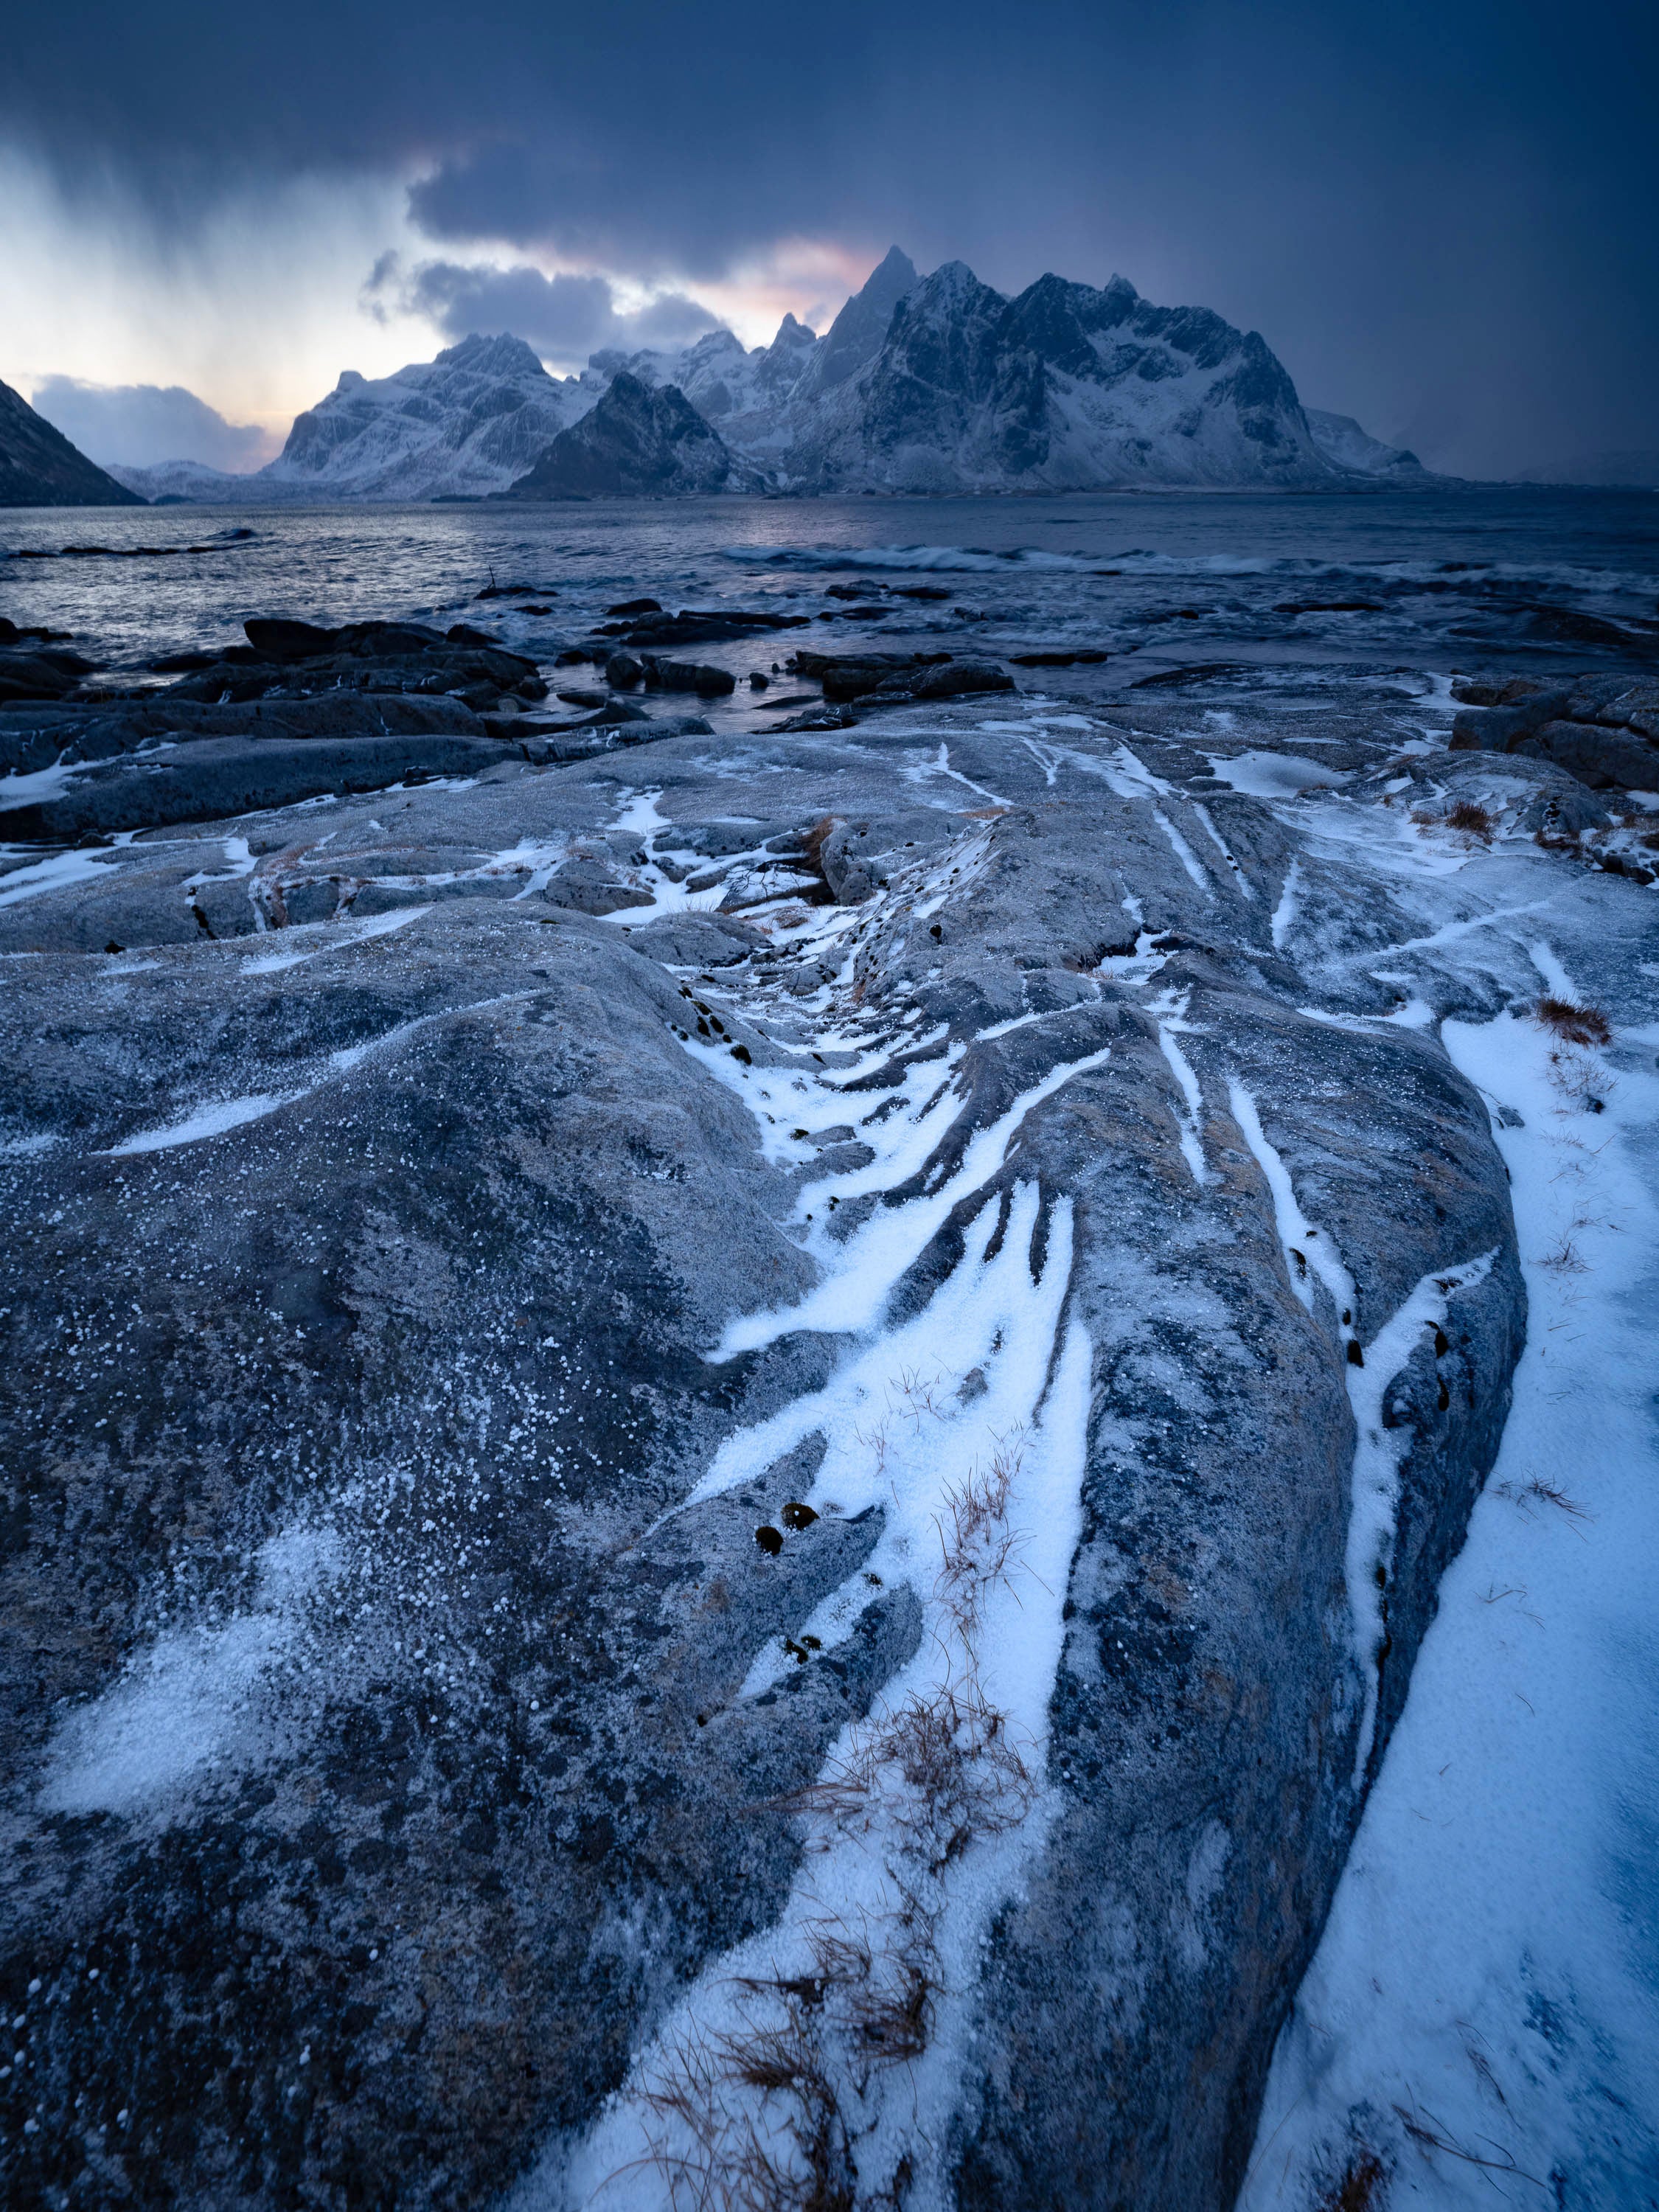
[0,379,145,507]
[106,253,1442,502]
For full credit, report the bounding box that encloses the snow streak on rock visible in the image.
[1244,989,1659,2210]
[543,839,1098,2211]
[1230,1079,1496,1780]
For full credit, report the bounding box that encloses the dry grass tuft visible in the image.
[894,1367,950,1426]
[801,817,839,875]
[1391,2103,1544,2185]
[1318,2148,1388,2212]
[1534,995,1612,1046]
[1520,1477,1590,1521]
[1444,799,1495,838]
[933,1438,1025,1632]
[630,1903,939,2211]
[773,1675,1035,1868]
[633,2006,856,2212]
[1538,1232,1588,1275]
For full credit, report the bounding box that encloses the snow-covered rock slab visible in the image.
[8,666,1649,2208]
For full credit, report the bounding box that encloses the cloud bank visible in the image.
[363,256,722,370]
[29,375,279,470]
[1,1,1654,476]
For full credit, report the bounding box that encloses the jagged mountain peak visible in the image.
[432,331,554,379]
[262,330,583,499]
[501,370,745,498]
[776,254,1331,493]
[914,257,998,302]
[866,244,919,291]
[796,245,922,398]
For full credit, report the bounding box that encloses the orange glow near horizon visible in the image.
[680,236,886,349]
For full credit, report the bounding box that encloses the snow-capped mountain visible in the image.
[597,252,1338,493]
[498,371,752,498]
[104,457,307,503]
[99,252,1426,502]
[260,333,586,500]
[1304,408,1427,478]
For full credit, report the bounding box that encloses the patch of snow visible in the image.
[0,843,131,909]
[1154,1000,1215,1187]
[41,1524,345,1818]
[1204,750,1352,797]
[1242,1000,1659,2209]
[100,1090,299,1155]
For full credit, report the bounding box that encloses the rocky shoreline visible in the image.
[2,597,1655,2207]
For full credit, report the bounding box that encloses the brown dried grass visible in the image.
[629,1903,939,2211]
[1318,2148,1388,2211]
[933,1439,1025,1633]
[773,1674,1034,1867]
[1534,995,1611,1046]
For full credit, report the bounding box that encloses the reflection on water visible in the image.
[1,487,1655,684]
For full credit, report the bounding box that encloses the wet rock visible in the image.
[778,703,860,731]
[244,615,347,659]
[609,610,810,649]
[0,644,96,703]
[643,657,737,698]
[582,698,653,725]
[1520,719,1659,790]
[0,731,506,841]
[878,658,1015,700]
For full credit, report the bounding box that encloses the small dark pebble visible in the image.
[755,1526,784,1556]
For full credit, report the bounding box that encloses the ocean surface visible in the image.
[3,487,1656,707]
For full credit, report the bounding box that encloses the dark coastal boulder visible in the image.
[0,692,493,785]
[152,631,548,716]
[1450,670,1659,787]
[0,731,509,841]
[882,658,1016,700]
[642,656,737,697]
[0,378,145,507]
[600,608,811,647]
[499,373,748,498]
[0,644,96,703]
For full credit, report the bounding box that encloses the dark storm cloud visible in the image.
[4,1,1656,473]
[362,254,720,366]
[27,376,275,470]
